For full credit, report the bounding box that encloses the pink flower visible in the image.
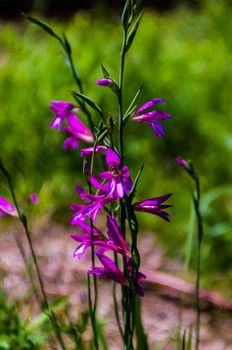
[132,98,171,138]
[49,101,75,131]
[62,115,94,150]
[0,196,18,218]
[133,193,172,221]
[90,149,133,199]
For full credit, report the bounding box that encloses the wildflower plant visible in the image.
[21,0,173,348]
[0,2,172,350]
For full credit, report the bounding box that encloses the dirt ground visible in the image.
[0,222,231,349]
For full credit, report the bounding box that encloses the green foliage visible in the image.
[0,291,43,349]
[0,0,231,283]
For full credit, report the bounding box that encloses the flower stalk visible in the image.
[0,161,66,350]
[176,157,203,350]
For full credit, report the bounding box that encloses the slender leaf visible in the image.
[71,91,103,115]
[123,85,143,122]
[121,0,131,30]
[135,296,149,350]
[24,14,62,44]
[181,329,186,350]
[129,164,144,199]
[125,11,143,52]
[62,33,72,55]
[95,319,109,350]
[101,64,110,78]
[204,222,232,238]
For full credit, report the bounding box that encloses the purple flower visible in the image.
[176,156,191,172]
[133,193,172,221]
[71,215,129,259]
[30,193,38,204]
[132,98,171,138]
[96,78,114,87]
[89,252,128,286]
[0,196,18,218]
[49,101,76,131]
[62,115,94,150]
[92,148,133,199]
[89,252,146,296]
[80,145,108,157]
[70,185,113,223]
[71,231,103,259]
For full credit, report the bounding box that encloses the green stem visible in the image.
[85,144,99,350]
[118,29,127,164]
[194,176,203,350]
[87,274,99,350]
[14,234,41,306]
[0,164,66,350]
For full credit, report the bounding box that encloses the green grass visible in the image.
[0,0,231,288]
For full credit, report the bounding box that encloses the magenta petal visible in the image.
[66,115,94,143]
[97,253,128,285]
[70,203,85,211]
[89,266,108,277]
[90,175,108,192]
[151,122,166,138]
[106,148,121,167]
[63,136,79,150]
[98,171,112,180]
[30,193,38,204]
[106,216,129,254]
[73,242,91,259]
[176,156,191,172]
[0,196,18,217]
[80,145,107,157]
[49,101,74,115]
[134,193,172,221]
[96,78,113,86]
[135,98,165,113]
[107,178,124,199]
[50,116,62,130]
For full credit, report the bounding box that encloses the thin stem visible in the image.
[113,281,124,340]
[14,234,41,306]
[118,29,127,164]
[194,176,203,350]
[87,274,99,350]
[84,144,99,350]
[0,164,66,350]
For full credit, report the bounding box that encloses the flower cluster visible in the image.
[49,88,172,295]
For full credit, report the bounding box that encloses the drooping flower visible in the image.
[62,115,94,150]
[89,252,146,296]
[91,148,133,199]
[0,196,18,218]
[49,101,76,131]
[133,193,172,221]
[132,98,171,138]
[89,252,128,286]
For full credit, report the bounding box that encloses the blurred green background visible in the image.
[0,0,231,291]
